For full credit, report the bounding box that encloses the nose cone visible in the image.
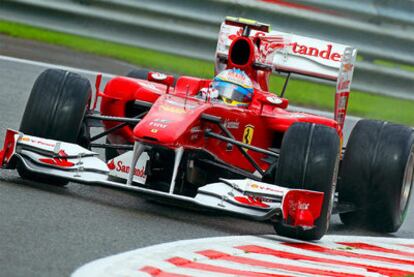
[133,95,208,146]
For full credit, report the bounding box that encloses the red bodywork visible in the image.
[99,20,343,173]
[100,75,339,174]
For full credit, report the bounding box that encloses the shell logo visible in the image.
[250,183,259,189]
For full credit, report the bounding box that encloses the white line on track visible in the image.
[0,55,115,78]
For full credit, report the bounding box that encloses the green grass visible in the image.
[0,20,413,125]
[269,76,414,125]
[374,59,414,72]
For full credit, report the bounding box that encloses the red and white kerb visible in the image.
[73,235,414,277]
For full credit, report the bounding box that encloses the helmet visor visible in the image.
[212,82,252,103]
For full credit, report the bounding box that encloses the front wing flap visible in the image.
[0,129,324,228]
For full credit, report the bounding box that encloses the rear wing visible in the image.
[215,18,357,129]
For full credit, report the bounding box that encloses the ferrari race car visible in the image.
[1,17,413,240]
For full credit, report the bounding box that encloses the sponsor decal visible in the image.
[153,119,170,123]
[338,95,348,108]
[248,183,283,194]
[39,149,74,168]
[298,202,310,210]
[19,137,56,148]
[228,28,243,41]
[287,198,311,213]
[224,120,240,129]
[190,126,202,140]
[150,129,158,133]
[291,42,341,62]
[113,160,146,178]
[287,113,306,118]
[218,69,253,89]
[258,35,289,63]
[335,47,355,128]
[160,105,186,114]
[149,121,168,129]
[342,63,353,72]
[242,124,254,147]
[107,151,149,184]
[266,95,283,105]
[107,159,115,170]
[228,29,286,53]
[190,126,201,133]
[337,78,351,91]
[165,99,196,109]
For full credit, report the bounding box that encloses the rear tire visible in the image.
[338,119,414,232]
[126,69,150,80]
[273,122,340,240]
[18,69,92,186]
[105,138,119,161]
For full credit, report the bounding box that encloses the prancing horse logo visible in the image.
[242,124,254,151]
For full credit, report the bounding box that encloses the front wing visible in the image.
[0,129,324,229]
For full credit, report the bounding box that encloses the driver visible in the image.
[200,69,254,107]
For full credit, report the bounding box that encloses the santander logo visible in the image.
[107,159,115,170]
[108,160,146,178]
[292,42,341,62]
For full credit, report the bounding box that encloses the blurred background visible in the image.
[0,0,413,125]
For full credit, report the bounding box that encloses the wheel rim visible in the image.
[401,149,414,214]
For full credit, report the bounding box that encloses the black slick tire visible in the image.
[338,119,414,232]
[273,122,340,240]
[105,138,119,161]
[126,69,151,80]
[18,69,92,186]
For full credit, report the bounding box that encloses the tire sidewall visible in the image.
[339,119,414,232]
[274,123,340,240]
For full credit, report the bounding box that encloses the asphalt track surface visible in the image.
[0,36,413,277]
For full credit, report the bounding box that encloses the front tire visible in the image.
[274,122,340,240]
[338,119,414,232]
[18,69,92,186]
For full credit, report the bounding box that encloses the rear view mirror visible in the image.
[148,72,175,87]
[256,93,288,109]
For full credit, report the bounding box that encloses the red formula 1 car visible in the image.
[1,18,413,240]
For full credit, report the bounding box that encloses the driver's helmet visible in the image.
[211,69,254,107]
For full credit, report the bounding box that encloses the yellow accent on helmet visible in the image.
[221,96,249,107]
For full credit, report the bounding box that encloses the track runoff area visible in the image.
[73,235,414,277]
